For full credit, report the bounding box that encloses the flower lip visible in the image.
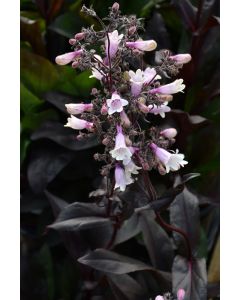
[107,92,128,115]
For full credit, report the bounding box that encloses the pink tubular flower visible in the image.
[65,103,93,115]
[148,103,171,118]
[114,164,133,191]
[177,289,185,300]
[138,101,150,113]
[55,50,82,65]
[170,53,192,65]
[149,79,185,95]
[120,110,131,127]
[160,128,177,139]
[110,125,132,163]
[155,296,164,300]
[150,143,188,173]
[126,39,157,51]
[106,92,128,115]
[105,30,123,59]
[128,68,161,96]
[64,115,94,130]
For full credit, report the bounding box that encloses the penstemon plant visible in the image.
[52,3,202,300]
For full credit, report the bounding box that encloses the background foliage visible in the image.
[20,0,220,299]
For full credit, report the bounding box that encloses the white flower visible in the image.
[64,115,94,131]
[65,103,93,115]
[124,160,141,175]
[89,55,105,81]
[126,39,157,51]
[128,68,161,96]
[106,92,128,115]
[114,164,133,191]
[105,30,124,59]
[55,50,82,65]
[155,296,164,300]
[110,125,132,163]
[148,102,171,118]
[149,79,185,95]
[150,143,188,173]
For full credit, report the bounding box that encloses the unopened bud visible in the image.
[120,110,131,127]
[160,128,177,139]
[102,137,111,146]
[128,26,136,35]
[69,38,76,45]
[101,104,108,115]
[177,289,185,300]
[158,163,166,175]
[125,136,132,146]
[112,2,120,12]
[75,32,85,41]
[142,162,150,171]
[72,61,80,68]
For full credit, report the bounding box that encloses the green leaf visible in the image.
[21,48,59,96]
[20,82,42,114]
[48,11,85,38]
[21,109,59,131]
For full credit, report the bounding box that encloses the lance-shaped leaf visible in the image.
[78,249,155,275]
[139,211,173,271]
[45,190,68,217]
[107,273,147,300]
[31,121,99,151]
[172,0,197,32]
[170,187,200,257]
[48,216,111,231]
[172,255,207,300]
[27,143,75,194]
[114,213,141,246]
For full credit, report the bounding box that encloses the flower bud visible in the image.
[126,40,157,51]
[69,38,76,45]
[160,128,177,139]
[158,163,167,175]
[120,110,131,127]
[101,104,108,115]
[72,61,80,68]
[75,32,85,40]
[102,137,111,146]
[177,289,185,300]
[125,136,132,146]
[112,2,120,12]
[128,26,137,35]
[138,101,149,113]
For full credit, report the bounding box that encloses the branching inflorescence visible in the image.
[55,2,191,193]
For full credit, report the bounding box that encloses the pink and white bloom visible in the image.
[89,55,105,81]
[64,115,94,130]
[170,53,192,65]
[65,103,93,115]
[124,159,141,175]
[106,92,128,115]
[105,30,123,59]
[160,128,177,139]
[110,125,132,163]
[126,39,157,51]
[120,110,131,127]
[177,289,185,300]
[149,79,185,95]
[155,296,164,300]
[148,103,171,118]
[128,68,161,96]
[114,164,133,191]
[55,50,82,65]
[150,143,188,173]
